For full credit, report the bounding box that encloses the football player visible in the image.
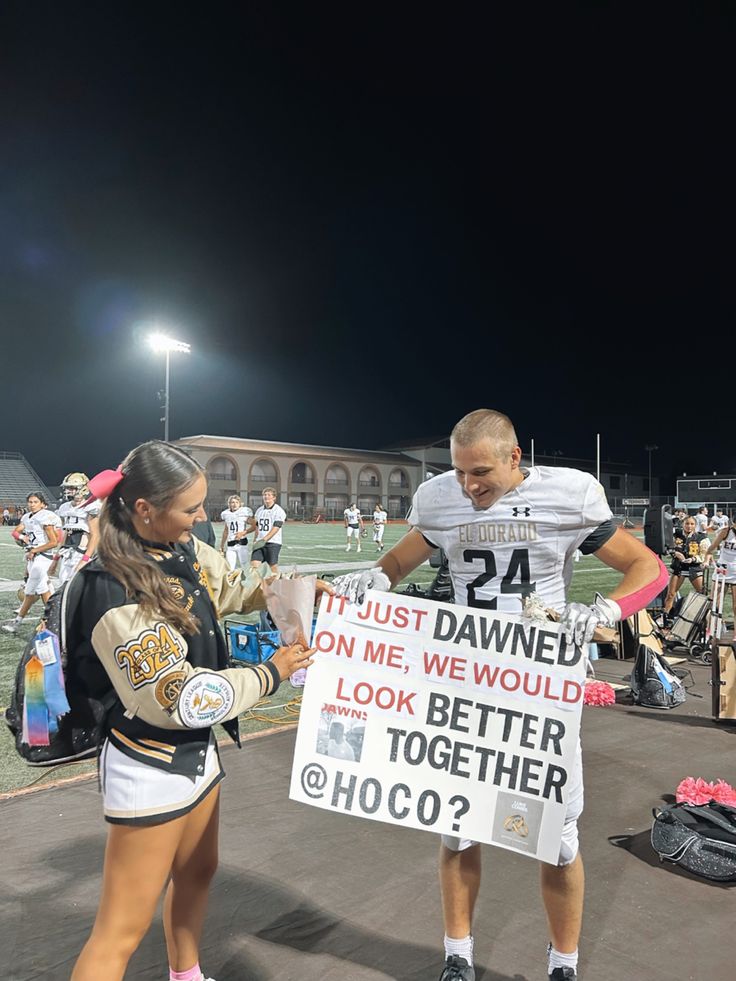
[56,472,102,584]
[331,409,668,981]
[706,514,736,616]
[343,501,364,552]
[372,502,387,551]
[219,494,253,570]
[2,492,63,633]
[250,487,286,572]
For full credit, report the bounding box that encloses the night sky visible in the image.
[2,6,734,489]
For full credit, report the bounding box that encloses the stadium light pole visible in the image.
[148,334,191,442]
[645,444,658,502]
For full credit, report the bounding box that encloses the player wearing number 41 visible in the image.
[332,409,667,981]
[69,442,330,981]
[219,494,253,571]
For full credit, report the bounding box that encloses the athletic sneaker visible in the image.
[1,620,19,634]
[438,955,475,980]
[549,969,577,980]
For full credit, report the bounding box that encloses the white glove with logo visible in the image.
[331,568,392,604]
[561,592,622,647]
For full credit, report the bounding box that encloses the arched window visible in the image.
[389,468,410,490]
[250,458,279,484]
[206,456,238,482]
[290,461,316,485]
[358,466,381,489]
[326,464,349,487]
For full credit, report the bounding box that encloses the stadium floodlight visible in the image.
[147,333,191,441]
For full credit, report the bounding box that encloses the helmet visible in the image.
[61,472,90,501]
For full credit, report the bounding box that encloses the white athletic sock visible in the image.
[444,934,474,965]
[548,945,578,974]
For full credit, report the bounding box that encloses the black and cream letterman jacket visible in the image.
[72,536,281,777]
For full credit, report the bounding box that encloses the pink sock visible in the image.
[169,965,201,981]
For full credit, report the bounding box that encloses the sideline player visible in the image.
[2,492,62,633]
[344,501,364,552]
[694,506,710,534]
[250,487,286,572]
[56,472,102,584]
[706,514,736,615]
[219,494,253,570]
[372,502,387,551]
[709,509,730,533]
[332,409,667,981]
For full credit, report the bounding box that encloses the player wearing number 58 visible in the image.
[332,408,667,981]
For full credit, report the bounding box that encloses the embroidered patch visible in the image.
[113,622,186,689]
[165,577,186,603]
[154,669,187,713]
[178,673,235,728]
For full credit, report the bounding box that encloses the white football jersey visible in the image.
[344,506,361,525]
[58,498,100,533]
[373,509,387,526]
[221,506,253,539]
[22,508,62,548]
[718,528,736,571]
[408,466,613,613]
[254,503,286,544]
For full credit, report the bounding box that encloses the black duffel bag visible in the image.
[651,801,736,881]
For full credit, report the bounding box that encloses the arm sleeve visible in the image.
[90,603,280,730]
[579,518,617,555]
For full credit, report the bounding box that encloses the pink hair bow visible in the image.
[88,466,124,501]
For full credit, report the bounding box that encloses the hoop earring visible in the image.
[144,517,150,525]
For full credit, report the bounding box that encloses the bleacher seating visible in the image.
[0,452,56,510]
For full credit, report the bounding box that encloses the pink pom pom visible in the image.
[676,777,717,805]
[711,780,736,807]
[583,680,616,706]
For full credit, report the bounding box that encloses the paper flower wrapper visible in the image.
[262,575,317,688]
[523,592,618,644]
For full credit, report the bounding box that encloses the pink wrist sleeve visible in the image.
[615,556,669,620]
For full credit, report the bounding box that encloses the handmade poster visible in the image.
[289,590,585,863]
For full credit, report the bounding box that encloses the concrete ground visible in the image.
[1,652,734,981]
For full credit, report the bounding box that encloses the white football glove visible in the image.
[331,568,391,604]
[561,592,622,647]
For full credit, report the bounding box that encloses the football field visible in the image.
[0,521,719,793]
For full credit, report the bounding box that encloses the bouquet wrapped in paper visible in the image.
[262,575,317,688]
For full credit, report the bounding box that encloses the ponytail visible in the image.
[97,442,205,634]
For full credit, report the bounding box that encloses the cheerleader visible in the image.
[663,514,710,616]
[71,442,329,981]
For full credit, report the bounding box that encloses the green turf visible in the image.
[0,522,728,794]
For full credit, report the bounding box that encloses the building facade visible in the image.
[175,434,660,524]
[174,436,421,520]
